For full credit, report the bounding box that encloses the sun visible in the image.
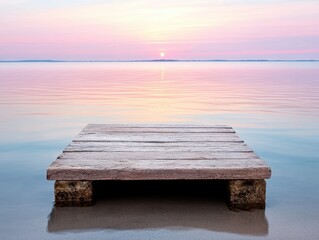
[160,52,165,58]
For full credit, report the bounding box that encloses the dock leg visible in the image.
[54,181,94,206]
[228,180,266,210]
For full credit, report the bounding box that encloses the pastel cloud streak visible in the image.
[0,0,318,60]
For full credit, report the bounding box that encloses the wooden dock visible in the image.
[47,124,271,210]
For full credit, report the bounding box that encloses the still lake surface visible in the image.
[0,62,319,239]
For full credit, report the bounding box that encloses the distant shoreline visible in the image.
[1,59,319,63]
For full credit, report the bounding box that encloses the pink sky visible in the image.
[0,0,319,60]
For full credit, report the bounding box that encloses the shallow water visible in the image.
[0,62,319,240]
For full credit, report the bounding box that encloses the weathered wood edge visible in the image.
[47,166,271,180]
[85,124,233,128]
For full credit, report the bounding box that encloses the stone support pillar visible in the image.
[228,179,266,210]
[54,180,94,206]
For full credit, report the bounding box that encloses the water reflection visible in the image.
[1,62,319,125]
[47,180,268,236]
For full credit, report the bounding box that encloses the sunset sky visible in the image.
[1,0,319,60]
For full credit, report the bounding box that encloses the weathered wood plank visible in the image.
[57,151,259,161]
[85,124,232,129]
[64,141,253,152]
[83,127,235,133]
[49,158,268,168]
[47,158,271,180]
[74,132,242,142]
[50,158,268,166]
[49,167,269,180]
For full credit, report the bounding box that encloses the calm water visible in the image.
[0,62,319,240]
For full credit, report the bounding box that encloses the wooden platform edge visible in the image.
[47,165,271,180]
[47,124,272,210]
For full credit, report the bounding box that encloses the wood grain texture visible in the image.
[83,127,235,133]
[84,124,232,129]
[64,141,253,152]
[57,151,259,160]
[47,124,272,181]
[74,132,242,142]
[48,158,271,180]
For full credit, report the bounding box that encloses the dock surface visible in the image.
[47,124,271,210]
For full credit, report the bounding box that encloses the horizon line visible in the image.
[1,59,319,63]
